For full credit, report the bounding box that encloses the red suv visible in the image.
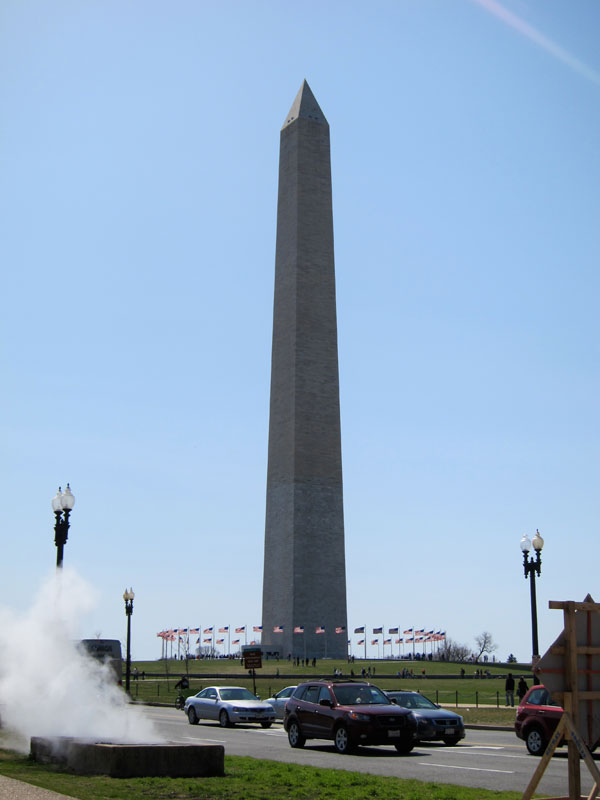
[515,685,563,755]
[283,680,417,754]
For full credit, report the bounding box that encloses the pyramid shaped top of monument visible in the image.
[282,80,328,129]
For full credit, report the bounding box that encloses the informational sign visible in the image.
[242,645,262,670]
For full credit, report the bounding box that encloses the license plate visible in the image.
[388,730,400,738]
[445,727,455,734]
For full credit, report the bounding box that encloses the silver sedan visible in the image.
[184,685,276,728]
[265,685,297,719]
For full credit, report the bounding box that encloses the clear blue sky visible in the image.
[1,0,598,662]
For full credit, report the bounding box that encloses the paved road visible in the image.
[142,705,596,797]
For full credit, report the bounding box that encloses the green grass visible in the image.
[128,658,530,716]
[0,750,531,800]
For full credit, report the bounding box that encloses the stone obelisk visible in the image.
[261,81,348,660]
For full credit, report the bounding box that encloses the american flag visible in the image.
[395,638,403,644]
[253,625,262,632]
[406,637,414,643]
[415,628,425,634]
[180,628,188,634]
[371,638,379,645]
[373,626,383,634]
[403,628,413,634]
[190,628,200,634]
[354,626,365,634]
[232,639,240,645]
[335,626,346,634]
[235,626,245,633]
[203,638,212,643]
[315,626,325,634]
[218,626,228,633]
[216,638,224,645]
[384,638,392,645]
[357,639,365,645]
[389,627,399,634]
[250,640,257,645]
[294,626,304,634]
[195,638,200,644]
[203,626,213,634]
[273,625,284,633]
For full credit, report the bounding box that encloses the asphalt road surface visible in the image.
[140,705,597,796]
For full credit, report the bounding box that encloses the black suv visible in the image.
[283,680,417,754]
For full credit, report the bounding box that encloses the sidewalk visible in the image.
[0,775,74,800]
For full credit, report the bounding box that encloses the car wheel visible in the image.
[525,726,547,756]
[260,721,273,728]
[187,706,199,725]
[219,710,231,728]
[334,724,354,754]
[394,737,415,754]
[443,736,460,746]
[287,720,306,748]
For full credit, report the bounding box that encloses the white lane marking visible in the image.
[467,746,504,750]
[422,763,513,774]
[179,736,227,743]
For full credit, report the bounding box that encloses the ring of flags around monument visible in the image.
[156,625,446,657]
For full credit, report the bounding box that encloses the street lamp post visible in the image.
[51,484,75,568]
[520,529,544,684]
[123,588,135,694]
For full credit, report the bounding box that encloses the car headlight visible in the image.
[348,711,371,721]
[232,707,244,713]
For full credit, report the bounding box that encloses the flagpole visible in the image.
[364,625,367,660]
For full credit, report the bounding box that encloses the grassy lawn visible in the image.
[0,750,530,800]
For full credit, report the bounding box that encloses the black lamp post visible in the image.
[123,588,135,694]
[51,484,75,568]
[520,529,544,684]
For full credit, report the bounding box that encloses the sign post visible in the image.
[242,645,262,697]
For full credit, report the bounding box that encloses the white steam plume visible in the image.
[0,569,162,752]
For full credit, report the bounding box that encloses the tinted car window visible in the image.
[318,686,331,703]
[333,685,389,705]
[304,686,321,704]
[292,686,307,700]
[527,688,547,705]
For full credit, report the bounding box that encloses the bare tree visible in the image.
[474,631,497,662]
[440,637,471,663]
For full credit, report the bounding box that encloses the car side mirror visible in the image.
[319,698,332,707]
[390,698,397,704]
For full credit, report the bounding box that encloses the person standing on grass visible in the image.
[505,672,515,706]
[517,676,528,702]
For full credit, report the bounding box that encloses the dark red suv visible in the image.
[515,685,563,755]
[283,680,417,754]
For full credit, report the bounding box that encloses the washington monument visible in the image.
[261,81,348,659]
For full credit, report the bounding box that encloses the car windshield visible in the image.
[219,688,257,701]
[333,685,390,705]
[393,693,437,709]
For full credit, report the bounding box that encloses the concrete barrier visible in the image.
[30,737,224,778]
